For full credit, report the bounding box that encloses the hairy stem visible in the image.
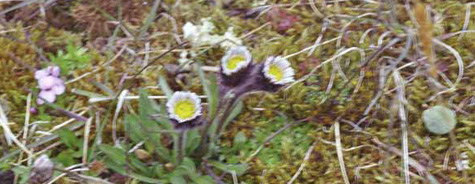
[177,129,186,164]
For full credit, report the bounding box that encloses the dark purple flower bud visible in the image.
[29,108,38,115]
[0,170,14,184]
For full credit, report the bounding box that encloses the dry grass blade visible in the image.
[89,95,208,103]
[287,140,318,184]
[112,90,128,146]
[393,70,410,184]
[82,117,93,164]
[284,36,340,59]
[458,3,475,39]
[286,47,365,90]
[0,101,33,156]
[22,93,32,150]
[372,138,441,184]
[432,39,464,88]
[334,121,350,184]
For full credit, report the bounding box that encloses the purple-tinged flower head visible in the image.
[166,91,205,129]
[220,46,252,77]
[219,46,254,97]
[221,56,295,98]
[261,56,295,86]
[35,66,66,105]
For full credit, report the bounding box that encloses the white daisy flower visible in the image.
[263,56,295,85]
[166,91,202,123]
[221,46,252,76]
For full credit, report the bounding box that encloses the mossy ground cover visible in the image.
[0,0,474,183]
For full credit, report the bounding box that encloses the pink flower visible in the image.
[35,66,60,79]
[35,66,65,105]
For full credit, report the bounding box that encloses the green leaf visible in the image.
[158,74,173,99]
[139,90,159,120]
[57,150,76,166]
[123,92,171,161]
[422,105,457,135]
[72,149,83,158]
[137,92,171,161]
[129,157,151,176]
[197,64,218,119]
[185,129,201,154]
[208,161,249,176]
[48,43,91,75]
[139,0,161,38]
[57,129,78,149]
[124,115,146,143]
[151,163,165,178]
[104,158,165,184]
[189,173,216,184]
[209,100,244,139]
[99,145,126,165]
[138,92,171,130]
[233,131,247,150]
[128,171,165,183]
[170,175,187,184]
[92,81,115,97]
[223,100,244,126]
[177,157,196,173]
[11,165,30,184]
[126,116,171,161]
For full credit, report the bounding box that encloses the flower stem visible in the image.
[197,107,219,153]
[196,97,235,157]
[177,129,186,164]
[214,98,236,137]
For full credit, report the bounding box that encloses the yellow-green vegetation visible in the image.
[0,0,474,183]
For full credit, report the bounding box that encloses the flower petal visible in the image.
[221,46,252,76]
[38,90,56,104]
[34,69,49,80]
[52,84,66,95]
[262,56,295,85]
[49,66,60,77]
[38,76,57,90]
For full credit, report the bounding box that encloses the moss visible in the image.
[1,0,475,183]
[71,0,151,39]
[0,24,39,129]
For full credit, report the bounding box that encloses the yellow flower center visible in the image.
[226,55,246,70]
[268,64,283,81]
[174,100,196,120]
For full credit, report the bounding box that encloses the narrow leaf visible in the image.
[158,75,173,98]
[197,64,218,119]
